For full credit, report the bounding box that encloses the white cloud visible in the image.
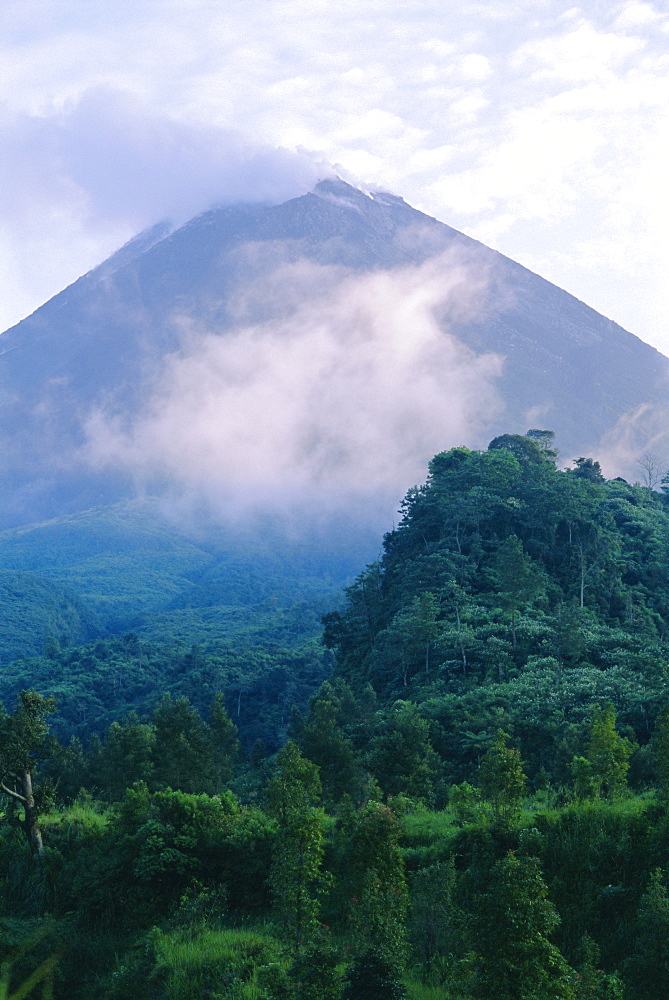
[460,53,493,80]
[614,2,662,30]
[511,21,644,83]
[83,251,504,521]
[0,88,327,331]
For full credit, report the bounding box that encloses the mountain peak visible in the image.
[0,183,667,527]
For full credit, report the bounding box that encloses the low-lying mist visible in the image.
[83,249,505,533]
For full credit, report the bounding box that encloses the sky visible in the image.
[1,0,668,355]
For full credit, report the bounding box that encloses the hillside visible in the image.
[321,433,669,791]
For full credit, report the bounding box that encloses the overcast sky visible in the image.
[2,0,668,354]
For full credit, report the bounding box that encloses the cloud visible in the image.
[593,403,669,481]
[82,250,504,524]
[0,87,328,331]
[0,87,326,231]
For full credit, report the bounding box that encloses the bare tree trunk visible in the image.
[21,770,44,857]
[1,769,44,856]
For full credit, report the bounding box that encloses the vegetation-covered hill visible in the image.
[4,433,669,999]
[0,501,362,748]
[320,432,669,790]
[0,501,361,637]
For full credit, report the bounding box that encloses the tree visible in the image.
[465,851,575,1000]
[488,434,548,465]
[653,706,669,800]
[265,740,325,952]
[381,592,440,687]
[95,713,155,801]
[410,859,459,971]
[570,457,605,483]
[494,535,545,646]
[288,940,343,1000]
[526,428,558,460]
[342,949,407,1000]
[571,702,632,799]
[625,868,669,1000]
[0,691,55,856]
[365,701,438,804]
[339,800,408,963]
[637,452,662,491]
[477,729,526,827]
[574,935,624,1000]
[151,694,216,793]
[299,692,362,805]
[207,692,240,788]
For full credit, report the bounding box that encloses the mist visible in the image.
[83,250,505,529]
[594,403,669,484]
[0,87,328,332]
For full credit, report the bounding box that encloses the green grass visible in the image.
[402,807,459,845]
[150,925,285,1000]
[40,801,109,837]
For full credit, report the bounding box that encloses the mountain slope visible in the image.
[0,178,667,527]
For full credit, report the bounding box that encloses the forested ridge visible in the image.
[2,432,669,998]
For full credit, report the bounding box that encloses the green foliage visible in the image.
[342,949,407,1000]
[448,782,483,825]
[625,868,669,1000]
[0,571,97,661]
[409,859,459,971]
[0,691,56,855]
[0,633,330,758]
[0,919,63,1000]
[128,925,284,1000]
[571,703,633,799]
[476,730,527,827]
[465,851,575,1000]
[287,939,343,1000]
[265,741,326,952]
[365,701,439,805]
[5,436,669,996]
[653,706,669,800]
[493,535,546,646]
[298,684,363,806]
[335,800,408,963]
[573,936,624,1000]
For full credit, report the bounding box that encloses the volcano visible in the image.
[0,177,667,528]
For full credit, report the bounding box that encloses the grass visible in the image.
[149,925,286,1000]
[402,807,459,845]
[40,801,109,838]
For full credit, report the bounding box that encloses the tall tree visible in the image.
[0,691,55,856]
[465,851,575,1000]
[151,694,216,793]
[625,868,669,1000]
[477,729,527,827]
[339,800,408,963]
[265,740,325,953]
[571,702,632,799]
[494,535,545,646]
[95,712,155,801]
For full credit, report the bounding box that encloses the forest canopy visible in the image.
[3,433,669,999]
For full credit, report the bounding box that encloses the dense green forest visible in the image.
[3,432,669,998]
